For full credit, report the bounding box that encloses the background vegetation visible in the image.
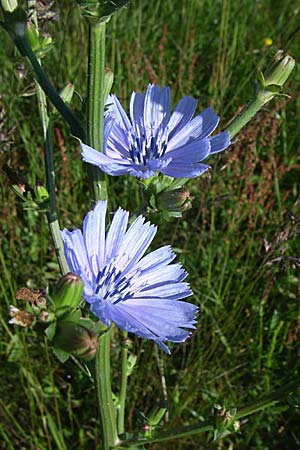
[1,0,300,448]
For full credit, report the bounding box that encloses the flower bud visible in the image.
[54,322,98,360]
[33,182,49,204]
[157,187,192,214]
[76,0,131,23]
[1,0,18,13]
[52,273,84,309]
[59,83,75,105]
[262,51,295,89]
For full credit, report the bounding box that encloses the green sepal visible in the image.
[148,401,168,427]
[127,354,137,376]
[55,306,81,323]
[59,83,75,105]
[45,321,57,341]
[53,346,70,363]
[27,25,53,59]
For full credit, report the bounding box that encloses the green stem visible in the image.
[12,34,85,141]
[118,331,129,435]
[36,83,69,275]
[95,328,119,450]
[87,21,108,202]
[29,3,69,276]
[118,380,300,447]
[225,89,277,139]
[118,420,214,447]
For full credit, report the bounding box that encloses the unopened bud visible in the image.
[52,273,84,309]
[54,322,98,360]
[59,83,75,105]
[1,0,18,13]
[76,0,131,23]
[157,187,192,213]
[148,401,168,427]
[262,51,295,89]
[34,182,49,204]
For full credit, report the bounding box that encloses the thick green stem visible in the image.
[118,331,128,435]
[87,21,108,202]
[226,89,276,139]
[95,328,119,450]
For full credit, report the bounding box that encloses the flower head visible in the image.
[81,84,230,179]
[61,201,197,354]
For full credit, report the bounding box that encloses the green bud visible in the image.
[76,0,131,23]
[59,83,75,105]
[1,0,18,13]
[52,273,84,309]
[262,51,295,89]
[148,401,168,427]
[33,182,49,204]
[157,187,192,213]
[54,321,98,360]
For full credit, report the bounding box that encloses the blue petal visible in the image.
[209,131,231,154]
[105,207,129,263]
[126,298,197,326]
[61,229,94,296]
[168,96,198,137]
[195,107,219,140]
[143,85,171,138]
[81,143,133,176]
[116,217,157,274]
[161,162,210,178]
[117,303,193,342]
[130,264,187,291]
[164,139,210,163]
[130,91,146,126]
[167,114,204,151]
[108,94,132,130]
[136,245,176,271]
[135,283,192,300]
[83,202,107,274]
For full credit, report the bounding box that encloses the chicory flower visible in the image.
[81,84,230,178]
[61,201,197,353]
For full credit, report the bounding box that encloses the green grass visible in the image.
[1,0,300,449]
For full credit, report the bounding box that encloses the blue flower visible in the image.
[81,84,230,179]
[61,201,197,354]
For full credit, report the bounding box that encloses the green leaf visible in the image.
[53,346,70,363]
[45,322,57,341]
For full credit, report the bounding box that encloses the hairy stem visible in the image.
[86,21,108,202]
[95,328,119,450]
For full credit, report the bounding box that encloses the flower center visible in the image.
[94,261,132,305]
[128,123,169,166]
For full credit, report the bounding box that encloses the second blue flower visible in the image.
[81,84,230,179]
